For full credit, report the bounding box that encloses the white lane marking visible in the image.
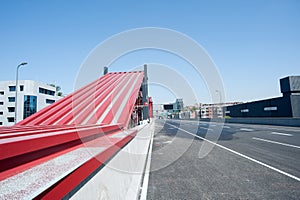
[140,122,155,200]
[199,127,213,131]
[240,128,254,132]
[288,130,300,132]
[269,132,293,137]
[267,127,300,132]
[252,137,300,149]
[163,141,172,144]
[166,122,300,182]
[223,126,231,129]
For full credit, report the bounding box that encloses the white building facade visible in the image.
[0,80,61,126]
[200,102,242,118]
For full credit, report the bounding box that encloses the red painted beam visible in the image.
[35,129,137,200]
[0,124,123,161]
[0,124,105,139]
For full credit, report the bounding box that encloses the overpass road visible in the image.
[146,119,300,199]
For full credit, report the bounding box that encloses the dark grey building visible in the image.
[225,76,300,118]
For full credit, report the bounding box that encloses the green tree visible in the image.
[48,84,63,96]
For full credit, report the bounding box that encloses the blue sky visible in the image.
[0,0,299,105]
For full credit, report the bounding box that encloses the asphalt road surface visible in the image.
[147,119,300,200]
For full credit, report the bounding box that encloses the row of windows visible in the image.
[0,97,15,105]
[0,107,16,113]
[241,106,277,112]
[7,117,14,122]
[2,86,56,96]
[0,98,54,106]
[228,106,279,114]
[8,107,15,112]
[0,117,15,125]
[39,87,55,96]
[8,97,15,102]
[46,99,55,104]
[0,86,24,95]
[8,85,24,92]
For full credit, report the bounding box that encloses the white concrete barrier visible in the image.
[223,118,300,127]
[184,118,300,127]
[70,121,154,200]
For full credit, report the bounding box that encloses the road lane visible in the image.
[147,119,300,199]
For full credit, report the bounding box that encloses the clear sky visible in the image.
[0,0,299,105]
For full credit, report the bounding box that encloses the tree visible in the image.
[190,106,197,113]
[48,84,63,96]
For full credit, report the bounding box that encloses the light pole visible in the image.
[215,90,222,118]
[215,90,222,103]
[15,62,28,124]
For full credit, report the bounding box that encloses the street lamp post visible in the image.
[215,90,222,103]
[15,62,28,124]
[215,90,222,118]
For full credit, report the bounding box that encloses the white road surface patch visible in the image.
[166,122,300,182]
[269,132,293,137]
[252,137,300,149]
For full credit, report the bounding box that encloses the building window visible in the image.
[264,106,277,111]
[23,95,37,119]
[20,85,24,91]
[9,86,16,92]
[0,102,3,105]
[46,99,55,104]
[0,111,3,115]
[8,97,15,102]
[0,91,4,95]
[241,109,249,113]
[8,107,15,112]
[7,117,14,123]
[39,87,55,96]
[0,122,2,125]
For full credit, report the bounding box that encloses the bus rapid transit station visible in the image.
[0,65,153,199]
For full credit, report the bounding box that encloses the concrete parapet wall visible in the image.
[224,117,300,127]
[70,122,154,200]
[197,118,300,127]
